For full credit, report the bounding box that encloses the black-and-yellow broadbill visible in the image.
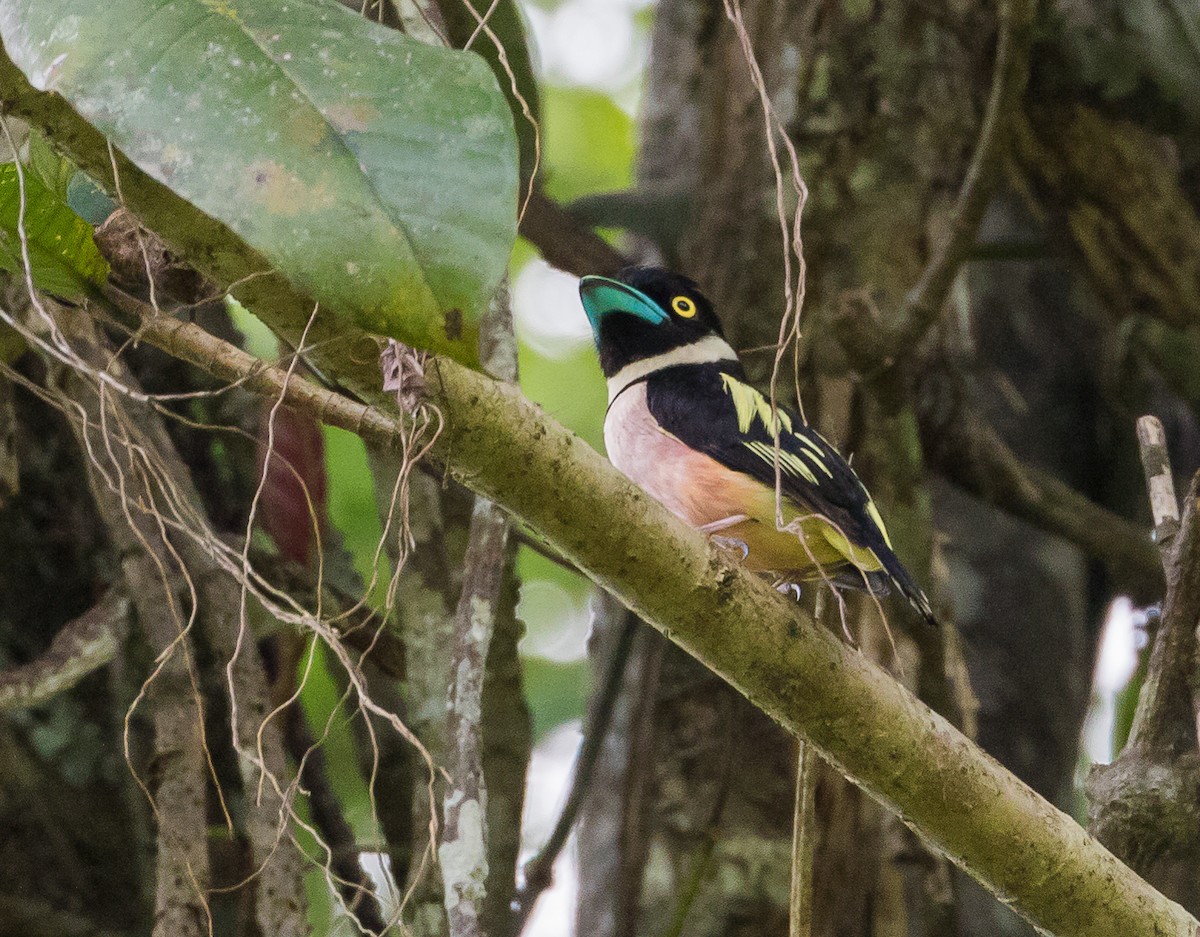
[580,266,937,627]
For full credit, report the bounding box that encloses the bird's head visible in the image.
[579,266,729,378]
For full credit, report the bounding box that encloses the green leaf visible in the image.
[26,130,74,199]
[0,163,109,298]
[0,0,520,360]
[436,0,541,181]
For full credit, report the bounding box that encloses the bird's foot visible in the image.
[711,535,750,561]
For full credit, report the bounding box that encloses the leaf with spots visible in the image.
[0,162,109,299]
[0,0,519,361]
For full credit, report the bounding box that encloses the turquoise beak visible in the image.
[579,275,668,340]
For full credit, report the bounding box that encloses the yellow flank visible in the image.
[720,373,793,435]
[719,483,884,580]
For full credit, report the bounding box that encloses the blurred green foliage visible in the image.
[540,85,636,202]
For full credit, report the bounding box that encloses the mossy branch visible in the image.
[116,299,1196,937]
[2,43,1197,937]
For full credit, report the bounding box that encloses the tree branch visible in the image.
[121,303,1195,936]
[0,588,129,712]
[1088,471,1200,907]
[888,0,1036,349]
[517,187,627,278]
[1126,466,1199,754]
[920,392,1163,599]
[2,43,1194,932]
[1137,415,1182,564]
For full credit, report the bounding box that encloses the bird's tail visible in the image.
[870,541,938,628]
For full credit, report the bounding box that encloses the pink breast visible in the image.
[604,383,761,529]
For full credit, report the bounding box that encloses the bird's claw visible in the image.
[711,535,750,561]
[775,581,803,601]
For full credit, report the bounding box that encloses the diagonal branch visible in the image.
[115,300,1196,937]
[517,187,627,278]
[2,44,1195,932]
[920,393,1163,599]
[0,588,130,712]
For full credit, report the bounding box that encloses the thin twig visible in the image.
[789,739,818,937]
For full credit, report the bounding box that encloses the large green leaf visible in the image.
[0,162,108,298]
[436,0,540,182]
[0,0,519,359]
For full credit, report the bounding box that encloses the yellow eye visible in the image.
[671,295,697,318]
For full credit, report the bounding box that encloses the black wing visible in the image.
[645,363,937,625]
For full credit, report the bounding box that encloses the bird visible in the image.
[579,265,938,627]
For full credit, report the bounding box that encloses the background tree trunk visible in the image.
[575,0,1200,935]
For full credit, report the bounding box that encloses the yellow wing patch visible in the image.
[715,373,895,577]
[720,373,793,436]
[865,498,894,549]
[794,434,834,478]
[743,440,818,485]
[721,373,837,481]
